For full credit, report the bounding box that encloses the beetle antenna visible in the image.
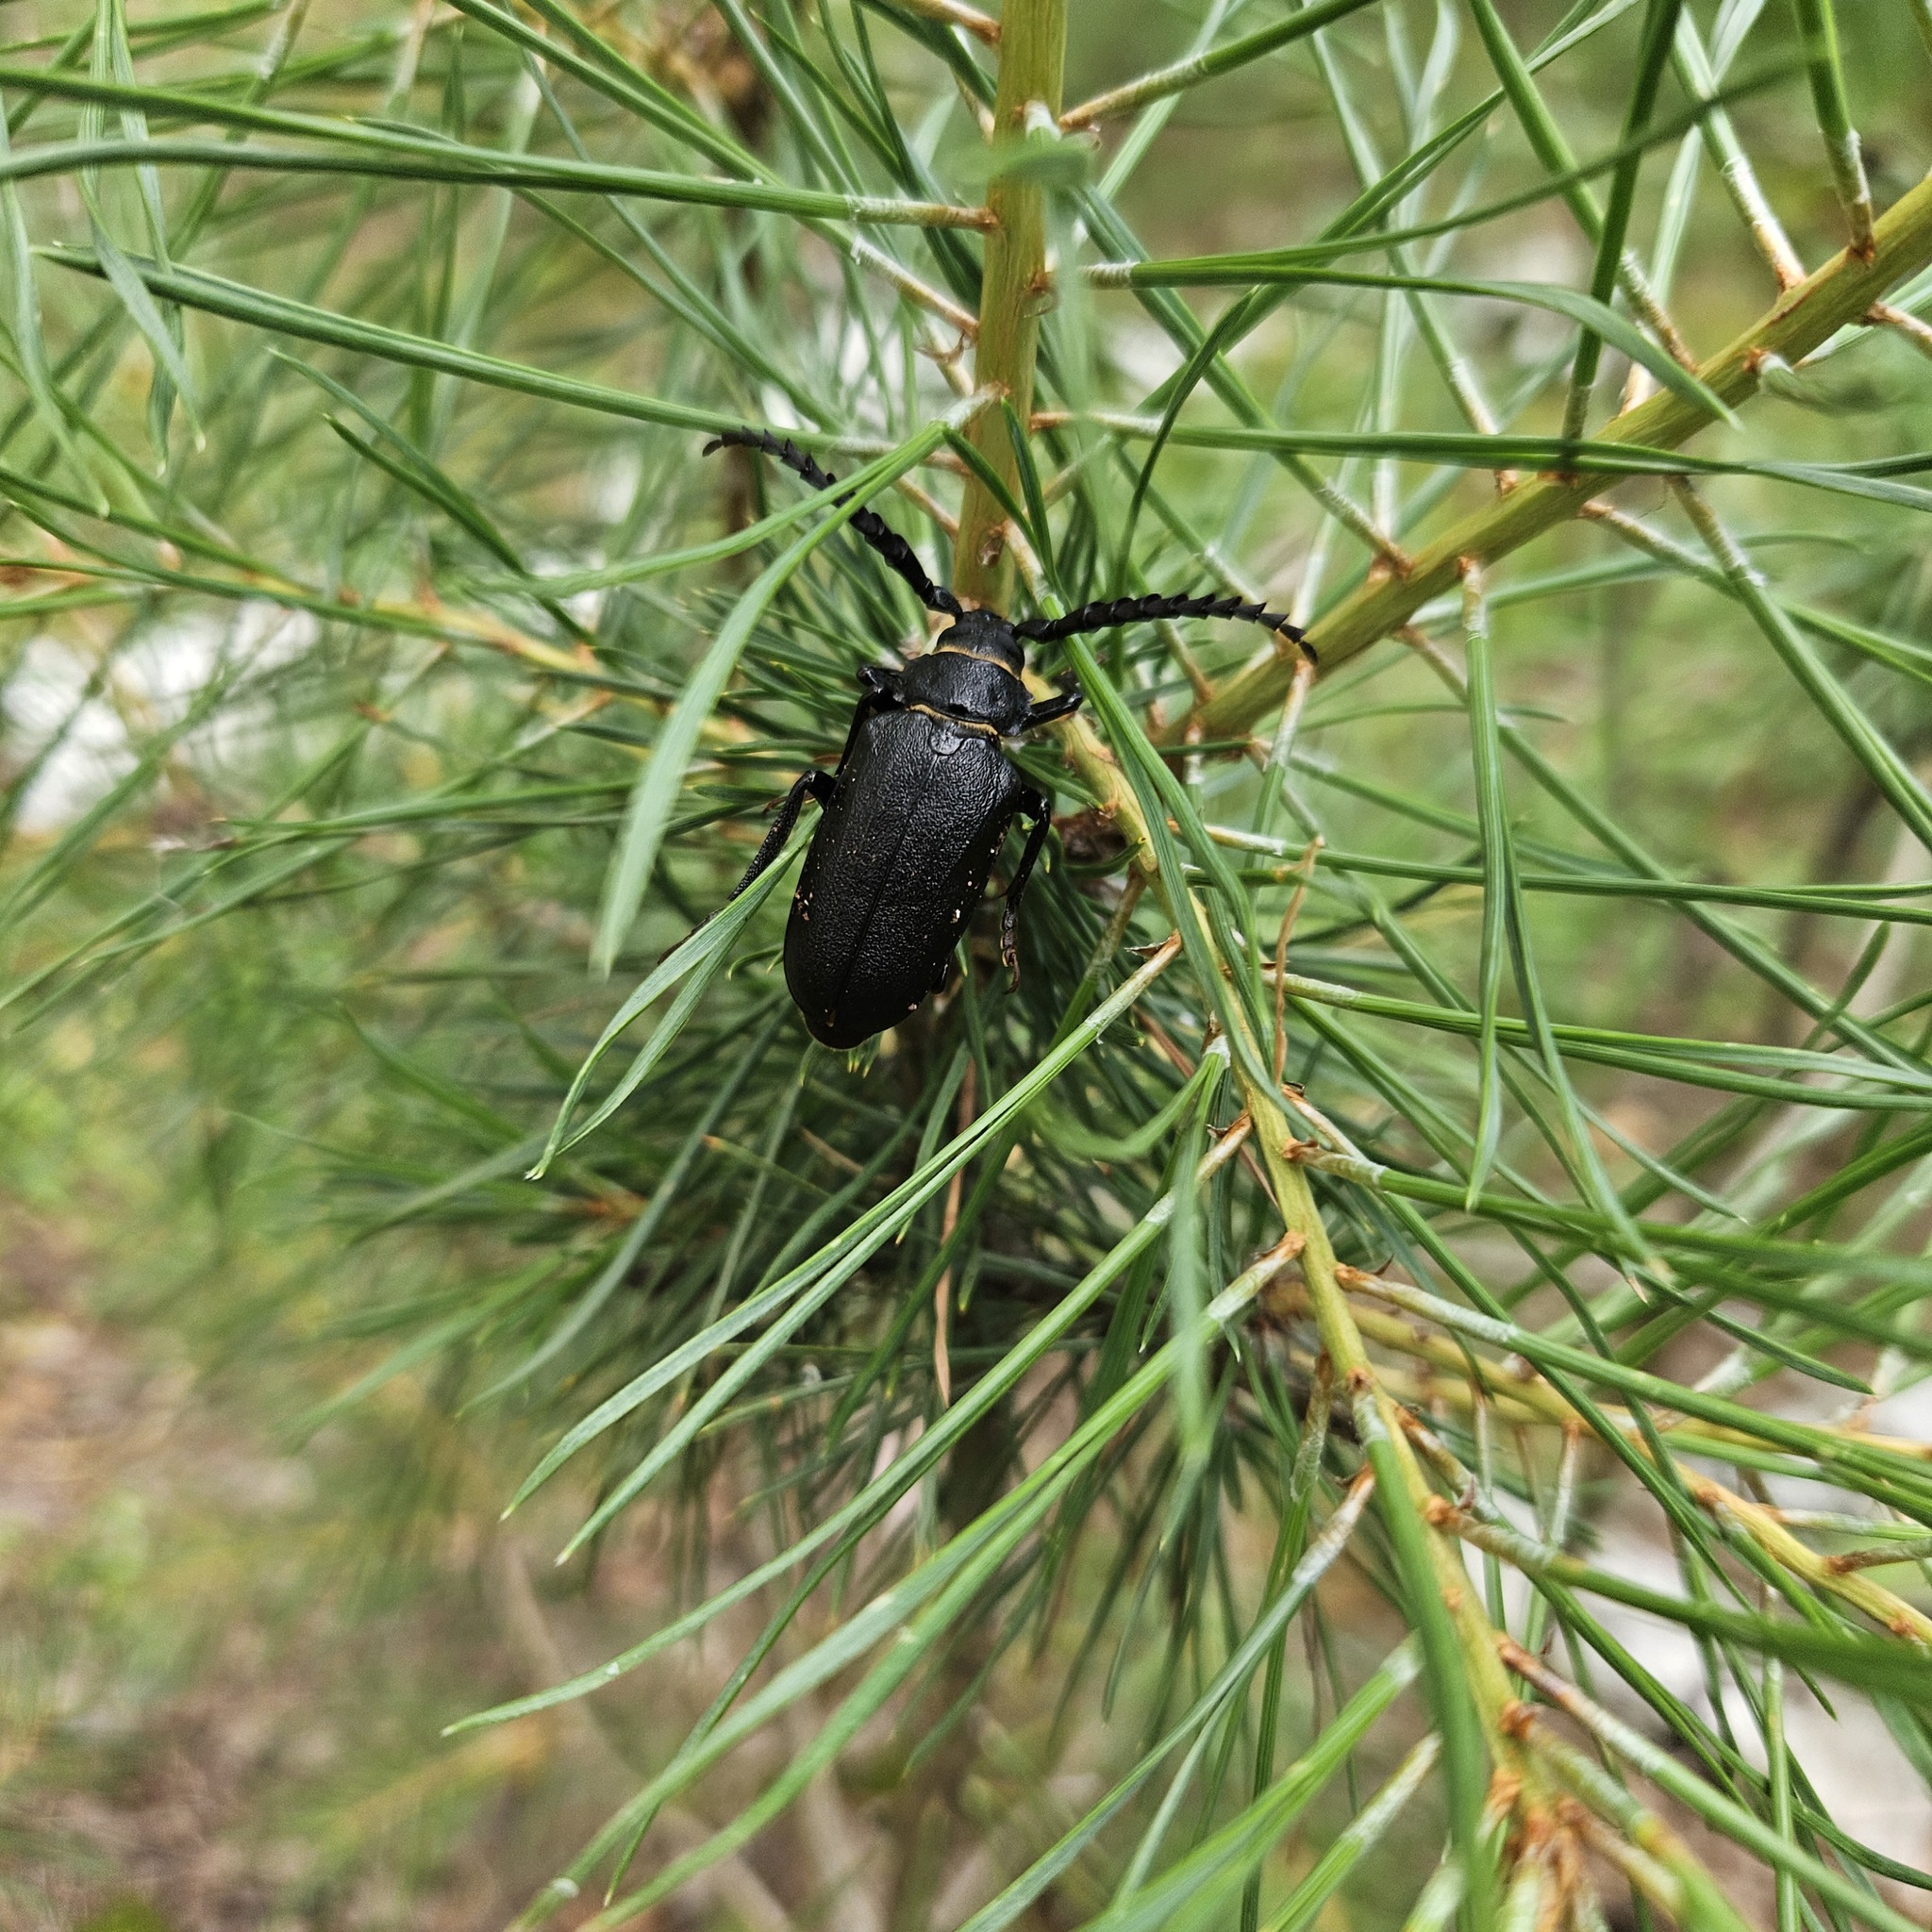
[704,427,964,619]
[1013,591,1314,662]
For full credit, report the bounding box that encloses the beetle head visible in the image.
[933,608,1024,675]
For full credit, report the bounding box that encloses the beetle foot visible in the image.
[1001,916,1022,992]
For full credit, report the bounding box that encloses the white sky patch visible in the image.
[1582,1494,1932,1873]
[6,601,318,834]
[592,445,642,526]
[1108,317,1184,398]
[525,551,605,633]
[7,634,137,835]
[1472,226,1594,363]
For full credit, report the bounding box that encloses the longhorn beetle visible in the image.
[708,429,1310,1049]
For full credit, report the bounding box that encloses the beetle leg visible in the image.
[1000,788,1055,991]
[834,669,904,770]
[1021,686,1083,732]
[729,768,837,899]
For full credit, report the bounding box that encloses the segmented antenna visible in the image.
[1015,591,1312,660]
[704,427,964,619]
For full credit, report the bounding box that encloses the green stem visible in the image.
[1764,1657,1799,1932]
[1182,166,1932,745]
[1460,0,1687,360]
[1058,0,1381,131]
[1563,0,1683,438]
[952,0,1064,609]
[1043,691,1512,1923]
[1789,0,1874,257]
[1246,1111,1503,1932]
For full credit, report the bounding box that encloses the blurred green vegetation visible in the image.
[4,1,1932,1928]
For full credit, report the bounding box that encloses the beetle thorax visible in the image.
[931,608,1024,674]
[905,614,1030,734]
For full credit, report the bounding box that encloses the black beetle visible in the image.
[708,428,1308,1049]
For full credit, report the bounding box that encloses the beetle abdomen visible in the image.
[785,710,1020,1048]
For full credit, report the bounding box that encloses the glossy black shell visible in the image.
[785,631,1030,1048]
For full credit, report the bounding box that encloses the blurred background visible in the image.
[5,1,1932,1927]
